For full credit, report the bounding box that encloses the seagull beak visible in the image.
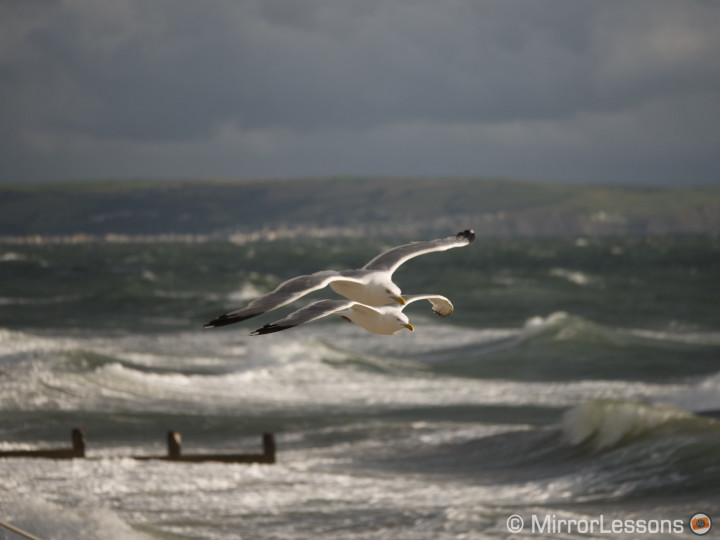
[393,295,406,305]
[403,323,414,332]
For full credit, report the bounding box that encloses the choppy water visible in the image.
[1,236,719,539]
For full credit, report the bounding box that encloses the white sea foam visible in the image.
[0,251,48,267]
[0,251,28,262]
[0,454,502,538]
[227,282,266,303]
[2,494,152,540]
[0,325,685,417]
[0,328,76,358]
[664,371,720,413]
[523,311,572,334]
[549,268,599,286]
[0,294,82,306]
[140,269,157,282]
[628,328,720,346]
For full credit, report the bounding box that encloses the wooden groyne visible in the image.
[0,428,85,459]
[0,428,276,464]
[134,430,276,464]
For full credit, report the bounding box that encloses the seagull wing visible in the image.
[204,270,368,328]
[401,294,454,317]
[250,299,358,335]
[361,229,475,274]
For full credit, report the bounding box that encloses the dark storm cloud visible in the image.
[1,0,719,183]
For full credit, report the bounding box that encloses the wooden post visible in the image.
[167,430,182,460]
[0,519,44,540]
[263,432,276,463]
[72,428,85,458]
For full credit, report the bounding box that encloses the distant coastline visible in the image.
[2,177,718,239]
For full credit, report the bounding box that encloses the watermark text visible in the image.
[505,513,711,535]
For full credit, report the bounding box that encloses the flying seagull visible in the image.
[251,294,454,336]
[204,229,474,329]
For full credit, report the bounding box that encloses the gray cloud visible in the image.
[1,0,719,184]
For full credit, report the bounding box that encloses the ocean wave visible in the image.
[227,282,266,303]
[664,371,720,413]
[0,328,75,358]
[327,322,519,364]
[549,267,601,287]
[0,294,82,306]
[150,279,267,305]
[0,251,48,266]
[0,251,28,262]
[377,311,720,383]
[628,328,720,346]
[0,325,706,417]
[151,288,223,302]
[1,494,151,540]
[517,311,720,355]
[562,399,718,451]
[520,311,626,345]
[3,359,680,417]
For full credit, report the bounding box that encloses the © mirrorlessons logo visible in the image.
[506,514,524,533]
[690,513,712,535]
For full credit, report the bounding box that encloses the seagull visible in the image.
[250,294,454,336]
[204,229,474,328]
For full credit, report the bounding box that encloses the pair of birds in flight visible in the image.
[204,229,476,336]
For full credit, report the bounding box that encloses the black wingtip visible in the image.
[250,324,293,336]
[457,229,475,243]
[204,315,232,328]
[204,311,259,329]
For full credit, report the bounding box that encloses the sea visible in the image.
[1,235,719,539]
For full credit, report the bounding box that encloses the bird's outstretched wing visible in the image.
[204,270,368,328]
[250,299,361,335]
[362,229,475,274]
[401,294,454,317]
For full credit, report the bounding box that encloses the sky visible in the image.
[1,0,719,185]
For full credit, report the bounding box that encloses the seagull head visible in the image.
[384,284,406,305]
[396,312,414,332]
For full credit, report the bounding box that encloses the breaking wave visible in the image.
[562,399,718,451]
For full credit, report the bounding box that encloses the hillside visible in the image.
[1,178,719,241]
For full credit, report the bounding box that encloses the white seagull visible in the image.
[204,229,474,328]
[250,294,454,336]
